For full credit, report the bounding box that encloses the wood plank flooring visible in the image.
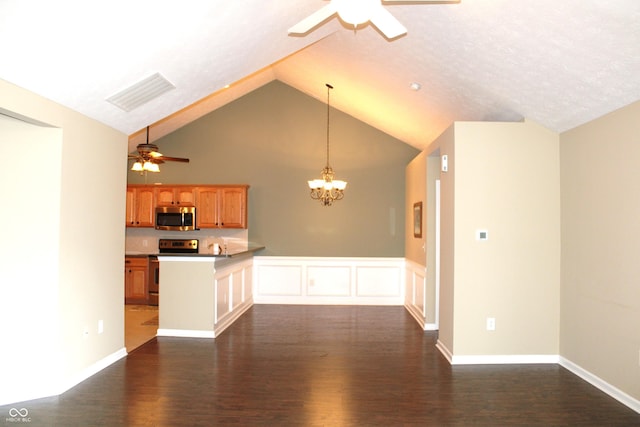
[124,304,158,352]
[2,305,639,426]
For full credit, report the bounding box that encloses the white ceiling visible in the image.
[1,0,638,151]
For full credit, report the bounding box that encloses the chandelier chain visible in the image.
[325,83,332,169]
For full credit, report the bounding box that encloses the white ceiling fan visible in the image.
[289,0,460,40]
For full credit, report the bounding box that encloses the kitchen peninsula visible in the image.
[157,244,264,338]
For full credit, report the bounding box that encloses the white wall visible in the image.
[0,79,128,405]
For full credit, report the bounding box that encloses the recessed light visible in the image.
[410,82,421,91]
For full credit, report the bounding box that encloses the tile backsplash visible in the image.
[125,227,249,254]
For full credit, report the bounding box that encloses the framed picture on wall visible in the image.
[413,201,422,238]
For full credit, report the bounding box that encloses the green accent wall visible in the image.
[129,81,419,256]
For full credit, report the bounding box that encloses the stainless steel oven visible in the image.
[151,239,199,306]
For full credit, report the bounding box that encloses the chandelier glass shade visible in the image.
[308,83,347,206]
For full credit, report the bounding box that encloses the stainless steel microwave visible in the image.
[155,206,196,231]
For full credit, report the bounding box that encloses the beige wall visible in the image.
[405,151,426,264]
[128,81,419,257]
[424,126,456,350]
[0,79,127,404]
[453,120,560,355]
[423,120,560,357]
[560,100,640,401]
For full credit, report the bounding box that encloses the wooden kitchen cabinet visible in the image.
[125,186,155,227]
[126,184,248,229]
[155,186,196,206]
[195,186,247,229]
[125,257,149,304]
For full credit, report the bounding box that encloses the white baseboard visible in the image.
[60,347,128,395]
[436,339,558,365]
[451,354,559,365]
[435,341,640,414]
[424,323,438,331]
[156,329,215,338]
[214,300,253,337]
[560,357,640,414]
[435,339,453,363]
[405,303,434,329]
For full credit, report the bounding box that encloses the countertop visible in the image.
[157,245,265,258]
[126,244,265,259]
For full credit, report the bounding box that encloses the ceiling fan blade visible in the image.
[149,151,163,158]
[370,6,407,39]
[288,3,338,34]
[156,156,190,163]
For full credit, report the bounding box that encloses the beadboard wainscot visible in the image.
[253,257,405,305]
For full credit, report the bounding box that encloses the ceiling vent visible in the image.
[106,72,175,112]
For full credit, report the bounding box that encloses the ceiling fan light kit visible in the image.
[289,0,460,39]
[334,0,377,27]
[129,126,189,174]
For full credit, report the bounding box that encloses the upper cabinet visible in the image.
[126,184,248,229]
[155,186,196,206]
[196,186,248,229]
[125,185,155,227]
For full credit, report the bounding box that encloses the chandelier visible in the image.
[308,83,347,206]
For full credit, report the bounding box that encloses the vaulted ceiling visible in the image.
[1,1,638,152]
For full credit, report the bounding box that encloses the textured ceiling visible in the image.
[1,0,638,152]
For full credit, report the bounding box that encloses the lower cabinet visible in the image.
[125,257,149,304]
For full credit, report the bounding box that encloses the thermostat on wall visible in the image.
[476,229,488,241]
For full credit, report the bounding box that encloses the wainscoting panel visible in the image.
[256,264,303,296]
[356,265,402,296]
[405,259,434,330]
[307,265,351,296]
[254,257,405,305]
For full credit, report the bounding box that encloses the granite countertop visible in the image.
[156,245,265,258]
[126,244,265,259]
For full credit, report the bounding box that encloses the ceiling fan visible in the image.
[289,0,459,39]
[128,126,189,173]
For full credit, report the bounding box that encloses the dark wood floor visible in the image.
[2,305,639,426]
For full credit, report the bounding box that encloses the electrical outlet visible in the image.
[142,239,148,247]
[486,317,496,331]
[83,325,89,338]
[98,320,104,334]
